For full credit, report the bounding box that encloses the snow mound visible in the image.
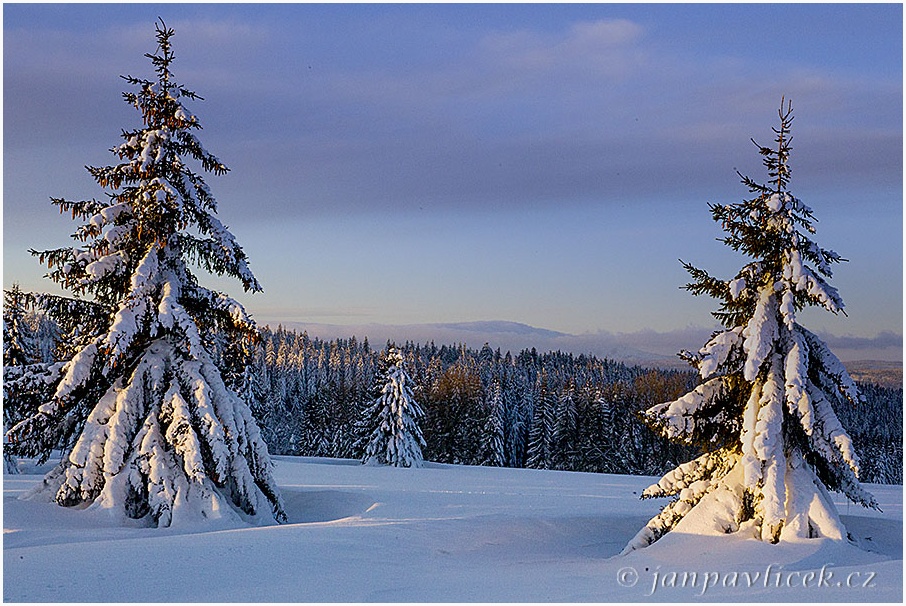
[279,488,378,524]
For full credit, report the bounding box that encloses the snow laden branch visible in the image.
[625,99,876,554]
[641,376,734,444]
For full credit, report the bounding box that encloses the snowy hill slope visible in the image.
[4,456,901,602]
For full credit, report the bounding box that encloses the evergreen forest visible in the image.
[7,293,899,485]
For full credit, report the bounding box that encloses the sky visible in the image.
[3,3,903,360]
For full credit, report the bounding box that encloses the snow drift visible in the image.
[4,456,901,602]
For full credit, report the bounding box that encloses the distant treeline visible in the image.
[5,293,901,484]
[221,326,903,484]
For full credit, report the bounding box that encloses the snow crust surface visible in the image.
[4,456,901,602]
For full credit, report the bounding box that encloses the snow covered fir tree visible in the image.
[623,99,879,553]
[3,284,37,368]
[361,347,427,468]
[5,20,285,526]
[3,284,33,474]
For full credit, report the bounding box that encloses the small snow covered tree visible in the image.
[482,376,507,467]
[552,380,579,470]
[362,347,427,468]
[526,369,556,470]
[2,287,70,474]
[3,285,38,367]
[6,20,285,526]
[623,99,878,553]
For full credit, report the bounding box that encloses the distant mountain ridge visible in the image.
[431,320,568,339]
[273,319,678,367]
[268,319,901,380]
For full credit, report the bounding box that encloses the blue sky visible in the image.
[3,3,902,359]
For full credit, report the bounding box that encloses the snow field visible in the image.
[4,456,902,602]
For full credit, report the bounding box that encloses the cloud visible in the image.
[479,18,646,81]
[5,7,901,222]
[2,15,274,150]
[223,16,899,219]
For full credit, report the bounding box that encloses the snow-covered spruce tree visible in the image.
[6,20,285,526]
[526,369,556,469]
[3,284,34,474]
[362,347,427,468]
[482,376,507,467]
[2,288,73,474]
[552,380,579,470]
[4,292,110,463]
[3,285,38,367]
[623,99,878,553]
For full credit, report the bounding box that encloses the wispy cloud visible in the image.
[7,10,900,217]
[478,18,647,82]
[5,5,900,344]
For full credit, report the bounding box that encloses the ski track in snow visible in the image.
[4,456,902,602]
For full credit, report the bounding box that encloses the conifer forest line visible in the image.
[5,293,901,485]
[221,326,902,484]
